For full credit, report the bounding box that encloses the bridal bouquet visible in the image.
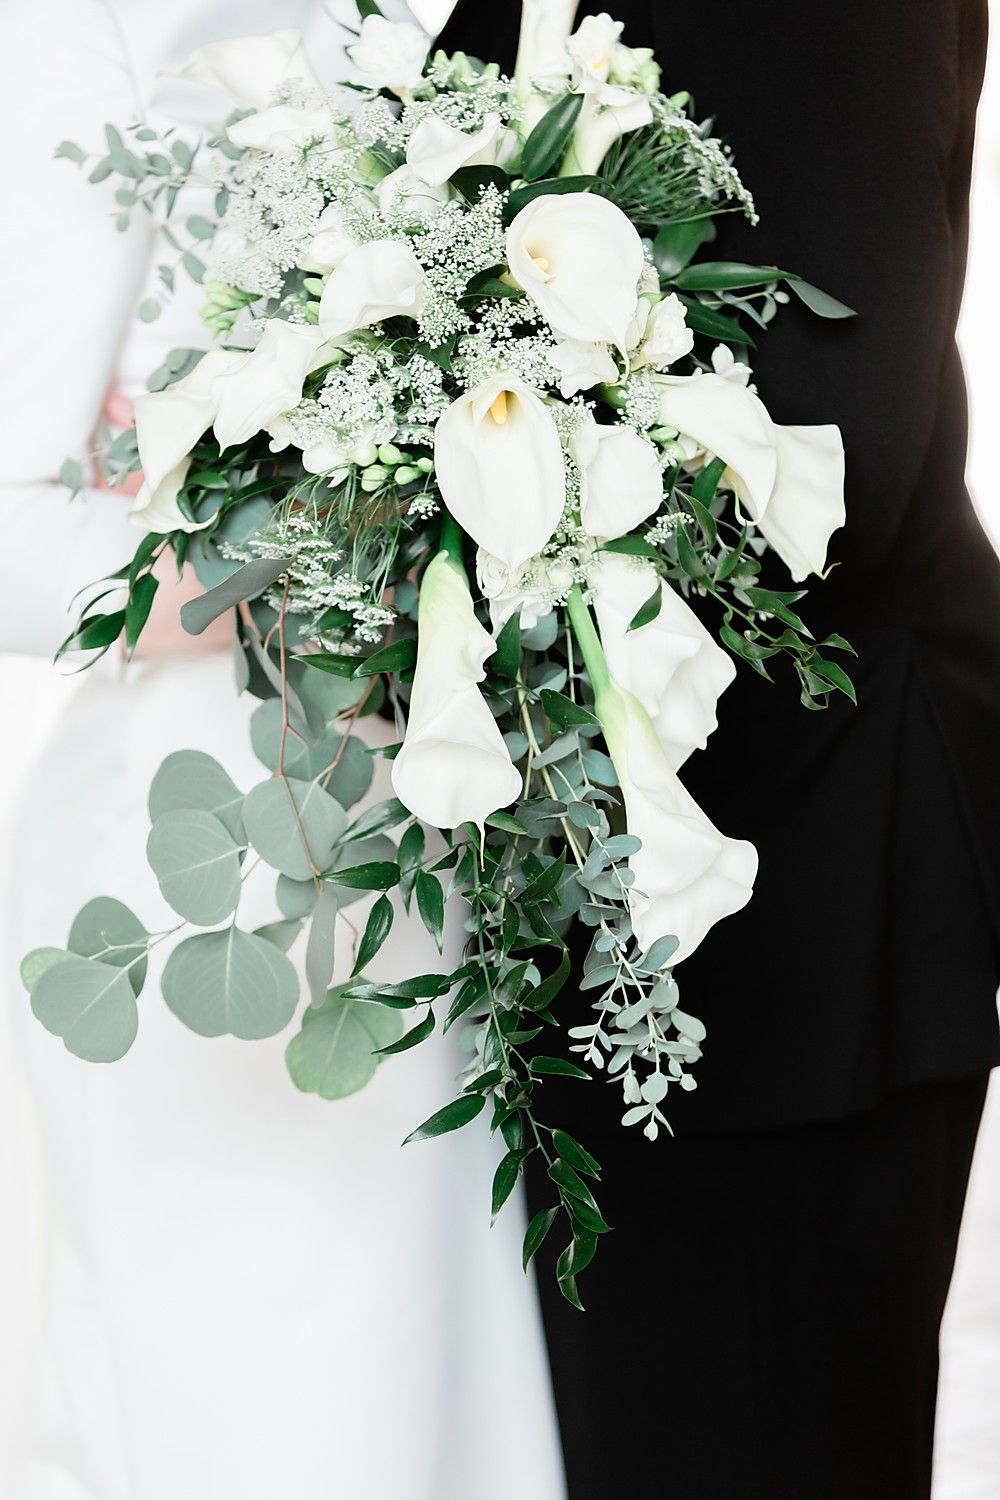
[26,1,854,1302]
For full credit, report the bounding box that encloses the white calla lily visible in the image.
[732,424,846,582]
[130,350,244,533]
[298,203,356,274]
[212,320,330,451]
[227,104,334,154]
[434,372,565,569]
[406,112,515,187]
[392,547,521,830]
[375,166,452,226]
[506,192,644,352]
[165,29,320,109]
[347,16,429,97]
[590,554,736,768]
[565,84,654,176]
[318,239,427,339]
[599,678,757,961]
[655,373,845,579]
[513,0,579,129]
[548,336,618,398]
[570,419,663,539]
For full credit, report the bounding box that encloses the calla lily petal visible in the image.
[212,321,330,451]
[406,112,508,187]
[392,551,521,829]
[591,554,735,768]
[655,372,778,519]
[165,29,320,110]
[318,239,427,339]
[571,420,663,540]
[737,424,846,582]
[435,372,566,569]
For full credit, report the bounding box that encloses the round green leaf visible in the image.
[31,956,138,1062]
[20,946,74,992]
[323,734,373,809]
[67,896,150,996]
[162,927,299,1040]
[148,750,245,839]
[276,874,318,920]
[147,809,243,924]
[243,777,346,880]
[250,699,339,779]
[285,987,403,1101]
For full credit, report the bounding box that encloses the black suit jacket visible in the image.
[441,0,1000,1129]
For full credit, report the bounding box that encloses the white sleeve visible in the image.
[0,0,154,658]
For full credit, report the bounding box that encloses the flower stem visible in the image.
[439,512,465,570]
[565,584,612,698]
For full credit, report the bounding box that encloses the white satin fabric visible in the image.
[0,4,565,1497]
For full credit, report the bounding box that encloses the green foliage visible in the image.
[243,777,346,880]
[162,927,299,1039]
[146,809,243,924]
[31,957,139,1063]
[285,986,403,1100]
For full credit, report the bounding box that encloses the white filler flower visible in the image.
[506,192,644,352]
[165,29,320,109]
[434,372,565,569]
[392,549,521,830]
[591,554,736,769]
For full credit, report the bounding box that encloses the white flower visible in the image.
[165,29,320,110]
[567,83,653,175]
[635,293,694,369]
[227,104,335,154]
[347,16,429,97]
[731,424,846,582]
[591,554,736,768]
[565,13,622,88]
[477,549,575,630]
[513,0,579,129]
[375,165,452,225]
[130,350,244,533]
[406,112,516,187]
[570,419,662,539]
[212,320,331,451]
[435,372,566,569]
[391,549,521,830]
[506,192,644,353]
[548,336,618,397]
[655,373,845,579]
[609,42,660,91]
[318,239,427,339]
[711,343,752,385]
[596,676,757,962]
[298,203,357,274]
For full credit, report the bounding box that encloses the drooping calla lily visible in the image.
[566,586,756,962]
[506,192,645,353]
[347,15,430,97]
[165,29,321,109]
[570,419,663,539]
[434,372,565,569]
[131,349,245,533]
[318,239,428,340]
[513,0,579,130]
[590,554,736,768]
[731,423,846,582]
[212,320,331,451]
[227,104,336,154]
[406,112,516,187]
[564,86,654,176]
[654,373,846,580]
[391,543,521,830]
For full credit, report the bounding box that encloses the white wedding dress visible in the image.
[0,4,565,1497]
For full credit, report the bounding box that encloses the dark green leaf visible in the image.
[599,534,662,561]
[676,295,755,347]
[375,1006,436,1055]
[551,1129,602,1179]
[329,860,400,891]
[539,689,599,728]
[451,164,509,201]
[492,608,522,679]
[785,277,856,319]
[353,636,416,677]
[673,260,783,292]
[652,217,713,278]
[354,893,394,974]
[530,1055,592,1081]
[294,651,359,678]
[124,572,158,656]
[504,173,601,219]
[403,1092,485,1144]
[522,1206,559,1271]
[521,92,584,181]
[627,578,663,633]
[492,1148,531,1220]
[520,850,567,905]
[809,657,857,703]
[181,558,290,635]
[415,870,445,952]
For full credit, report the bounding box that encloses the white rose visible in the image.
[711,343,753,385]
[513,0,579,130]
[435,372,566,570]
[569,419,663,539]
[211,320,331,451]
[476,548,577,631]
[165,29,320,110]
[391,549,521,830]
[655,372,845,579]
[565,13,623,88]
[130,349,245,533]
[636,293,694,369]
[227,104,335,154]
[595,675,757,962]
[506,192,644,353]
[375,166,452,226]
[318,239,427,339]
[406,112,516,187]
[566,83,653,175]
[347,16,429,97]
[298,203,357,274]
[591,554,736,768]
[548,336,618,398]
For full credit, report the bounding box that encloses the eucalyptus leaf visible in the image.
[180,557,290,636]
[305,883,339,1007]
[68,896,150,996]
[285,986,402,1100]
[20,947,74,992]
[162,927,299,1039]
[32,957,138,1062]
[243,776,347,880]
[146,809,242,924]
[148,749,245,839]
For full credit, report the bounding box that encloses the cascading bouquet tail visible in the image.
[28,0,856,1304]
